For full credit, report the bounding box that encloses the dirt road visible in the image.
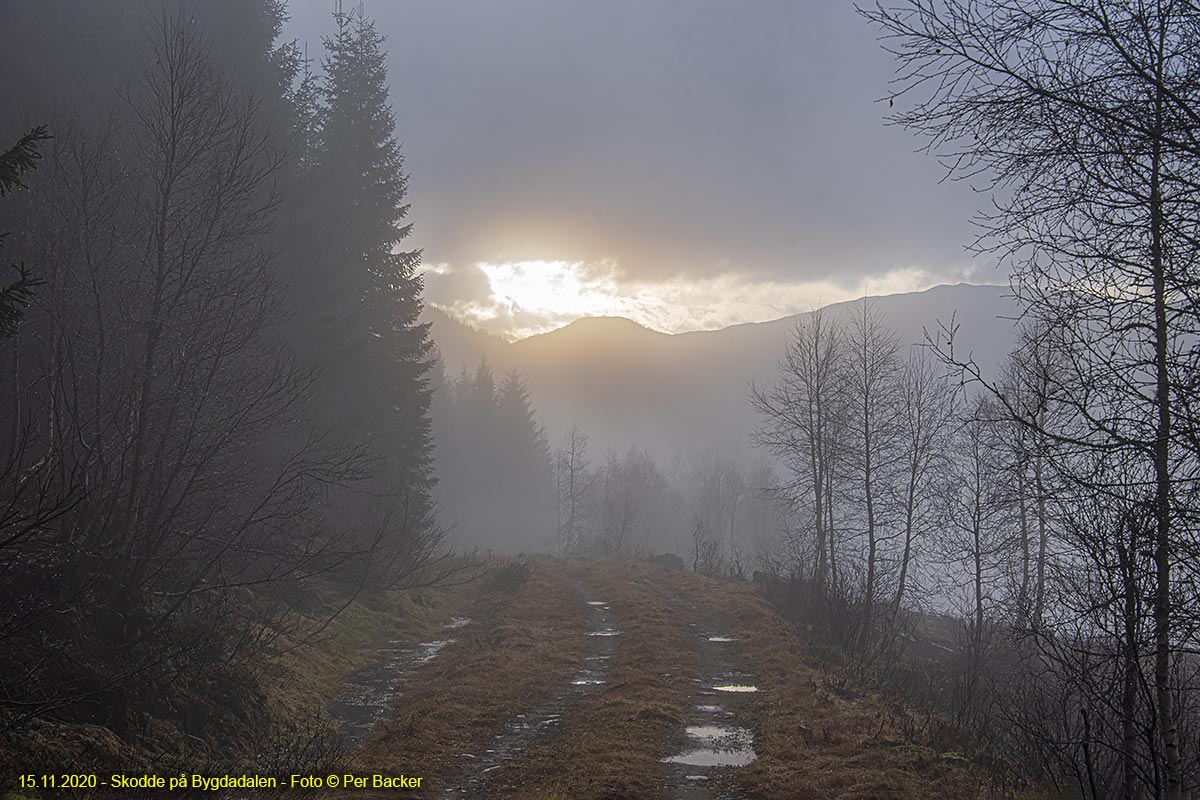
[332,557,984,799]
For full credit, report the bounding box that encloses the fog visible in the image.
[0,3,1197,799]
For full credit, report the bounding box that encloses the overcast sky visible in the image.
[284,0,997,339]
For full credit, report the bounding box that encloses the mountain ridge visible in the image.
[424,283,1019,464]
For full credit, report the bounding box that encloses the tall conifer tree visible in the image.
[312,4,435,521]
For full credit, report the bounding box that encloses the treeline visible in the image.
[552,424,780,573]
[756,285,1200,800]
[430,354,784,565]
[432,360,554,552]
[0,0,443,762]
[752,300,960,650]
[752,4,1200,799]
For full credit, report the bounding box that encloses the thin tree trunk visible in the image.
[894,463,918,612]
[1149,112,1181,800]
[863,400,877,645]
[1120,514,1141,800]
[1015,447,1031,626]
[1033,447,1048,626]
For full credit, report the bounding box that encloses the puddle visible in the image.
[663,725,757,768]
[330,617,470,747]
[664,748,757,768]
[588,630,621,636]
[686,724,750,740]
[641,577,759,797]
[587,601,607,606]
[414,639,452,665]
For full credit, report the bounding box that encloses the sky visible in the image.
[284,0,997,340]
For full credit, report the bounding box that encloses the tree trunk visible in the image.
[1149,113,1181,800]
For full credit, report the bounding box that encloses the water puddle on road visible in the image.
[663,621,761,797]
[663,724,757,768]
[665,748,757,768]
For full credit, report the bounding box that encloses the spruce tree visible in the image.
[497,369,552,484]
[496,370,555,548]
[313,5,435,526]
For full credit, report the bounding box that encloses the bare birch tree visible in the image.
[863,2,1200,794]
[752,309,846,591]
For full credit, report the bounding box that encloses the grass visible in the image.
[346,556,593,793]
[498,558,697,800]
[264,581,457,718]
[2,557,1070,800]
[657,570,998,799]
[0,570,478,791]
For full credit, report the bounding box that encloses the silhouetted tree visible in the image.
[843,298,901,644]
[434,360,555,550]
[865,2,1200,794]
[0,11,364,735]
[889,347,954,614]
[285,4,438,580]
[752,308,845,590]
[0,128,49,337]
[555,426,592,552]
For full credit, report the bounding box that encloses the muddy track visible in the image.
[329,616,472,749]
[441,570,617,797]
[639,576,758,800]
[344,561,983,799]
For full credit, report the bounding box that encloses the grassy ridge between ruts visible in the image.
[497,558,697,800]
[346,557,592,794]
[659,571,997,800]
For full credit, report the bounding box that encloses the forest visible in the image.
[1,2,1198,799]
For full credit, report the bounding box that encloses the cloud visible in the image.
[285,0,993,314]
[425,259,990,340]
[421,261,493,309]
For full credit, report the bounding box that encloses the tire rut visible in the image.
[440,570,618,798]
[329,616,471,750]
[639,576,757,800]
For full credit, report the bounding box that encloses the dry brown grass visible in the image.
[347,557,593,793]
[326,560,1069,800]
[655,571,990,800]
[0,576,474,784]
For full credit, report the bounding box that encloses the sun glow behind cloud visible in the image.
[422,260,979,340]
[480,260,643,321]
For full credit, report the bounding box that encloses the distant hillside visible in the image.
[424,283,1020,464]
[424,305,512,373]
